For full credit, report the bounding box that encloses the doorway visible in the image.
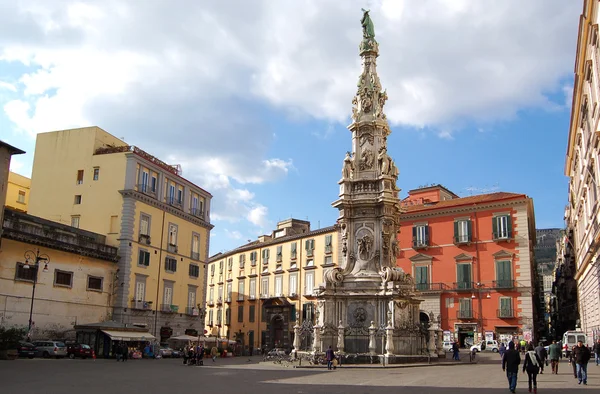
[270,315,284,349]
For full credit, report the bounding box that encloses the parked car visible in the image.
[17,341,37,359]
[32,340,67,358]
[470,340,499,353]
[171,349,182,358]
[442,341,453,352]
[158,347,173,358]
[67,343,93,359]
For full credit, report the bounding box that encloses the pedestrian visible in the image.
[523,344,542,393]
[502,341,521,393]
[568,345,578,378]
[115,342,122,362]
[573,340,591,385]
[451,341,460,361]
[121,342,128,362]
[534,342,547,374]
[594,339,600,366]
[520,339,527,355]
[548,340,561,374]
[325,345,335,370]
[499,342,507,359]
[211,346,218,362]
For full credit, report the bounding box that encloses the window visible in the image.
[15,262,36,281]
[262,249,270,264]
[168,184,175,204]
[305,239,315,257]
[249,278,256,299]
[275,275,283,296]
[325,235,333,253]
[76,170,84,185]
[305,271,315,295]
[495,260,512,288]
[412,225,429,248]
[238,281,245,300]
[227,258,233,271]
[189,264,200,278]
[250,251,257,266]
[415,266,429,291]
[140,214,150,236]
[140,171,149,192]
[458,298,472,318]
[109,215,119,233]
[499,297,513,318]
[239,254,245,269]
[291,242,297,259]
[276,245,283,262]
[74,195,82,204]
[249,305,256,322]
[323,256,333,266]
[261,277,269,297]
[302,303,315,322]
[208,309,214,325]
[210,264,215,276]
[306,259,314,267]
[165,257,177,272]
[226,282,232,302]
[54,270,73,287]
[168,224,178,246]
[71,216,80,228]
[163,283,173,306]
[493,215,512,240]
[17,190,25,204]
[149,174,156,192]
[191,234,200,260]
[217,310,222,325]
[454,220,471,244]
[177,188,183,204]
[209,287,214,303]
[289,273,298,295]
[138,250,150,267]
[218,285,223,301]
[187,287,196,309]
[456,263,472,289]
[238,305,244,323]
[135,279,146,303]
[93,167,100,181]
[219,260,223,274]
[87,276,103,291]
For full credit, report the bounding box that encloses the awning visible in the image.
[170,335,205,341]
[101,330,156,341]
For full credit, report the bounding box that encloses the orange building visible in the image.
[396,185,538,347]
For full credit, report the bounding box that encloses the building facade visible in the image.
[6,172,30,213]
[396,185,538,347]
[27,127,213,340]
[565,0,600,344]
[0,141,25,239]
[550,229,580,339]
[205,219,337,354]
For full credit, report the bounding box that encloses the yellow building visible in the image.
[205,219,337,354]
[0,208,119,336]
[0,141,25,238]
[6,172,31,212]
[27,127,213,340]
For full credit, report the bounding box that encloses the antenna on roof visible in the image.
[318,220,320,229]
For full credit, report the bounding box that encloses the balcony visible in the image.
[225,297,232,303]
[138,234,151,245]
[456,310,474,319]
[131,300,152,310]
[412,240,429,249]
[207,300,214,307]
[167,244,178,253]
[166,197,183,209]
[208,321,214,327]
[248,295,256,301]
[136,183,157,197]
[492,231,512,242]
[497,309,516,318]
[493,280,516,289]
[216,298,223,305]
[454,235,471,245]
[453,282,474,291]
[237,295,245,302]
[191,251,200,261]
[415,283,448,292]
[190,208,204,218]
[185,307,200,316]
[161,304,179,313]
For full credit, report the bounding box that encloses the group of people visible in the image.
[501,338,598,393]
[183,345,221,366]
[114,342,129,362]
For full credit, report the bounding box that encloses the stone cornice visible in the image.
[120,189,214,230]
[399,199,529,221]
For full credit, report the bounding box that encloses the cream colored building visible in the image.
[565,0,600,344]
[28,127,213,340]
[6,172,30,213]
[205,219,337,353]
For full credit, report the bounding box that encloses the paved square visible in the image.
[0,355,598,393]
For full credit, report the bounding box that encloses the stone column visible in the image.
[368,321,377,355]
[428,327,437,357]
[312,324,322,354]
[337,320,345,354]
[293,323,301,351]
[385,320,394,356]
[437,328,444,356]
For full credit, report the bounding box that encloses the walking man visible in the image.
[573,340,591,385]
[502,341,521,393]
[534,342,547,374]
[548,340,561,374]
[325,345,335,370]
[593,339,600,366]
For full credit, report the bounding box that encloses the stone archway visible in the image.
[270,314,285,349]
[420,311,430,330]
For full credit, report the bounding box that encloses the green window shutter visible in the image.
[290,305,296,322]
[457,264,464,283]
[291,243,297,252]
[305,240,309,250]
[467,220,472,242]
[492,216,498,239]
[144,252,150,266]
[453,221,459,243]
[424,225,430,245]
[506,215,513,238]
[412,226,417,246]
[311,239,315,249]
[138,252,144,266]
[325,235,332,246]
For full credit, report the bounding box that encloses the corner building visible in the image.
[396,185,538,346]
[206,219,337,354]
[27,127,213,339]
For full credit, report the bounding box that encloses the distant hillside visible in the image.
[535,228,561,269]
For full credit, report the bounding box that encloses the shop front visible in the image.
[454,323,478,348]
[75,321,156,358]
[495,325,519,346]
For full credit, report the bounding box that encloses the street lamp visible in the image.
[23,249,50,336]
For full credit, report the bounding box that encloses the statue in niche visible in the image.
[389,160,399,177]
[359,132,374,147]
[378,147,391,175]
[357,234,373,260]
[360,87,373,113]
[342,241,347,257]
[342,151,354,179]
[351,96,359,121]
[381,231,390,256]
[375,90,388,118]
[359,149,374,170]
[391,239,399,258]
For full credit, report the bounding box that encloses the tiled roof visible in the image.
[402,192,528,213]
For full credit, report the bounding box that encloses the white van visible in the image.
[562,331,587,357]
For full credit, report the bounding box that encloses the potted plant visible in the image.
[0,327,26,360]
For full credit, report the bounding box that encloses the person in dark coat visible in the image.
[523,343,542,393]
[115,342,122,362]
[534,342,547,374]
[451,341,460,361]
[593,339,600,366]
[499,342,507,359]
[568,345,578,378]
[502,341,521,393]
[121,342,128,362]
[548,340,561,374]
[325,346,335,370]
[573,340,591,385]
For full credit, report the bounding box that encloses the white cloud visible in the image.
[224,229,244,240]
[0,80,16,92]
[247,206,269,228]
[563,83,574,109]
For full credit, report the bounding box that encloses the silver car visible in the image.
[33,340,68,358]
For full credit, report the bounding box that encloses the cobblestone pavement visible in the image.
[0,355,598,393]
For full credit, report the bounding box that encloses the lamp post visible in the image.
[471,282,491,341]
[23,249,50,336]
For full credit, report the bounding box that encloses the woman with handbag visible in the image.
[523,344,542,393]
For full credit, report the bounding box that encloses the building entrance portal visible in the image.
[270,315,284,349]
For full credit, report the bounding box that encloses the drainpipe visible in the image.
[154,209,167,338]
[474,207,484,340]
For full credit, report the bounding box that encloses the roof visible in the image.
[407,184,459,198]
[0,140,25,155]
[402,192,529,213]
[209,225,336,263]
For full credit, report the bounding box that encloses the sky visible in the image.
[0,0,582,256]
